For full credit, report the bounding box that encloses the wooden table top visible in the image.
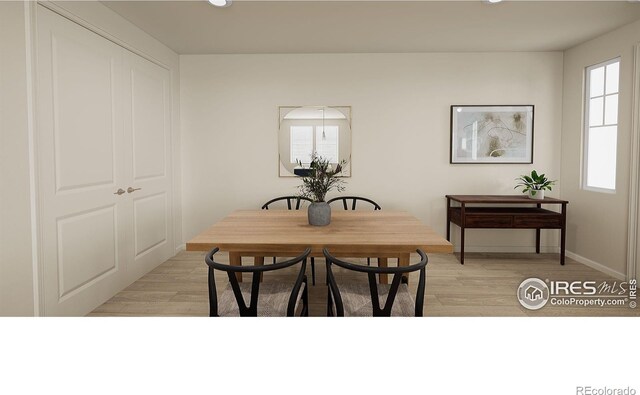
[446,194,568,204]
[186,210,453,257]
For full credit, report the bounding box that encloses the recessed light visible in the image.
[208,0,232,7]
[483,0,503,3]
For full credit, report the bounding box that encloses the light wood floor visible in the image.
[89,251,640,317]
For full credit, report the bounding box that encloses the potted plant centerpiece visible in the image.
[515,170,556,200]
[297,153,346,226]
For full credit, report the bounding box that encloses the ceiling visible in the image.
[100,1,640,54]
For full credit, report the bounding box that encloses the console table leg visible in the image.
[536,203,541,254]
[560,226,566,266]
[561,203,567,265]
[460,227,465,265]
[446,198,451,241]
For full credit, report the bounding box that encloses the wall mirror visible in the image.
[278,106,352,177]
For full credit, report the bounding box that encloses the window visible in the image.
[583,58,620,192]
[290,126,313,164]
[290,125,339,164]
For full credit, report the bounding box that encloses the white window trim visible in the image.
[582,57,620,194]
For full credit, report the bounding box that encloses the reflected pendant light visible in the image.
[322,107,326,141]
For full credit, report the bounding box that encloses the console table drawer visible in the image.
[464,215,513,228]
[513,215,562,228]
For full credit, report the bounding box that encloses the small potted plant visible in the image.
[297,153,346,226]
[515,170,556,200]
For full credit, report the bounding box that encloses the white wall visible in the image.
[180,52,564,252]
[0,1,36,316]
[561,19,640,279]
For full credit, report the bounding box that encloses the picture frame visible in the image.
[450,105,534,164]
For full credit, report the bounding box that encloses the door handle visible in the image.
[113,188,126,195]
[127,187,142,193]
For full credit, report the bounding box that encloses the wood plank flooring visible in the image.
[89,251,640,317]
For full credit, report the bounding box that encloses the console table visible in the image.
[445,195,568,265]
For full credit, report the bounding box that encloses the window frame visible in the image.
[582,57,620,194]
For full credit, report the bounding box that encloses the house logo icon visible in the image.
[517,278,550,310]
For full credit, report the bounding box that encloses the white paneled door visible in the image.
[37,6,173,315]
[122,44,173,281]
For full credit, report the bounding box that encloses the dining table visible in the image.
[186,209,453,284]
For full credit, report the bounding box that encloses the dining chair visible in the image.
[261,196,318,285]
[323,248,428,317]
[327,196,381,211]
[327,196,381,265]
[205,247,311,317]
[261,196,313,210]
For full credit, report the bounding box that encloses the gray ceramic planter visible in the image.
[308,202,331,226]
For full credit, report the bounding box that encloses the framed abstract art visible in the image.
[450,105,534,164]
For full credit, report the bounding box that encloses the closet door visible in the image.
[37,7,128,315]
[121,51,174,282]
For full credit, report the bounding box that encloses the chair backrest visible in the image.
[327,196,381,211]
[205,248,311,317]
[323,248,428,317]
[261,196,313,210]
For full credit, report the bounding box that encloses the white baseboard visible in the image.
[454,245,560,254]
[565,250,626,280]
[175,244,186,254]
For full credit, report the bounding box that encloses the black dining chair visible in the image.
[205,247,311,317]
[323,248,428,317]
[261,196,313,211]
[327,196,381,265]
[261,196,318,285]
[327,196,381,211]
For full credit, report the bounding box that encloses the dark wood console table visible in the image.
[445,195,568,265]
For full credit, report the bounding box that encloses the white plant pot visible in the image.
[528,190,545,200]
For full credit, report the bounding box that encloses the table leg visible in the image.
[446,197,451,241]
[378,257,388,284]
[254,256,264,282]
[460,226,465,265]
[561,203,567,265]
[398,253,410,284]
[229,252,242,282]
[460,203,465,265]
[560,228,566,265]
[536,203,541,254]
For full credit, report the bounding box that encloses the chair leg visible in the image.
[272,257,276,264]
[311,257,316,286]
[327,285,333,317]
[367,257,371,266]
[302,281,309,317]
